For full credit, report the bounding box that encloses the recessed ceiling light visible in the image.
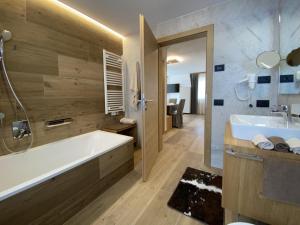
[167,56,183,64]
[53,0,125,39]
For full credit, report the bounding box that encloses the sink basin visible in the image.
[230,114,300,141]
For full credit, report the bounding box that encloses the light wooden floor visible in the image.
[64,115,221,225]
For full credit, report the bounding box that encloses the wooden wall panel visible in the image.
[0,0,26,23]
[0,0,123,155]
[0,20,90,60]
[26,0,122,47]
[58,55,103,80]
[5,40,59,75]
[22,97,103,121]
[0,79,12,100]
[99,143,134,178]
[27,113,106,149]
[0,159,100,225]
[9,71,44,97]
[0,100,16,122]
[43,76,103,98]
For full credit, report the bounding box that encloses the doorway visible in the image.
[158,26,214,167]
[164,37,207,124]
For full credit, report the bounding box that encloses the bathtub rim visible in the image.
[0,130,133,202]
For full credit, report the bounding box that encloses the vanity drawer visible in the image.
[99,142,134,179]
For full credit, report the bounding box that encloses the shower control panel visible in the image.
[12,120,31,139]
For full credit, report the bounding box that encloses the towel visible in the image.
[268,136,290,152]
[252,134,274,150]
[129,62,141,110]
[263,157,300,205]
[120,118,136,125]
[286,138,300,154]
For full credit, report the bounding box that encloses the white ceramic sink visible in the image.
[230,114,300,141]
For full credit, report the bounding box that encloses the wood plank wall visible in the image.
[0,0,123,155]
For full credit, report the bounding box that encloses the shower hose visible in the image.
[0,38,34,153]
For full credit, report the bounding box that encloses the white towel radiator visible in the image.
[103,49,124,115]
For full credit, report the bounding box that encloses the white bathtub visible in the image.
[0,130,133,202]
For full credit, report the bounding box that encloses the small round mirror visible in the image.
[286,47,300,67]
[256,51,281,69]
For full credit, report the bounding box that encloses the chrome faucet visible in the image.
[271,105,290,126]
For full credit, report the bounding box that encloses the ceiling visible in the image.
[60,0,225,36]
[167,37,207,77]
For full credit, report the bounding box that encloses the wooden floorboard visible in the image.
[64,115,221,225]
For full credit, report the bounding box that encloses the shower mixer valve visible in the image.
[12,120,31,139]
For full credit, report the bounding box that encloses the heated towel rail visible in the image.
[103,49,124,115]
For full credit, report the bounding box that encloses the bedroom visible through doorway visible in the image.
[163,37,207,156]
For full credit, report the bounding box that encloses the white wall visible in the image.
[123,34,142,147]
[156,0,280,167]
[167,38,207,76]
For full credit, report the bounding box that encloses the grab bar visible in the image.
[226,149,263,162]
[45,118,73,128]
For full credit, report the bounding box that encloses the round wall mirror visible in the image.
[256,51,281,69]
[286,47,300,67]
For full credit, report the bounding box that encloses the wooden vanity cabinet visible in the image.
[222,123,300,225]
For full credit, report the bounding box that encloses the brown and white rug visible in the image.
[167,167,223,225]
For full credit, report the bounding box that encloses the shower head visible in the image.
[0,30,12,42]
[0,30,11,57]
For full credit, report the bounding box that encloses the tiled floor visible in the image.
[64,114,221,225]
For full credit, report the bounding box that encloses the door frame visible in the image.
[157,25,214,167]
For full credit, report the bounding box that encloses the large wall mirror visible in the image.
[279,0,300,94]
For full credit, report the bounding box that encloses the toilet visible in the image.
[228,223,254,225]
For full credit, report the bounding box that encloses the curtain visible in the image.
[190,73,199,114]
[197,73,206,115]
